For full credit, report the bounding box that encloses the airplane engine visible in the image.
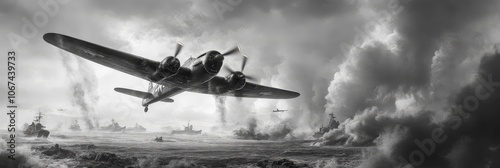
[225,72,246,90]
[159,56,180,74]
[202,51,224,75]
[150,56,180,81]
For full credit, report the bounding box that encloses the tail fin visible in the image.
[148,82,154,93]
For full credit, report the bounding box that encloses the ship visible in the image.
[23,110,50,138]
[313,113,340,139]
[171,121,202,135]
[69,120,81,131]
[99,119,126,132]
[125,123,146,132]
[154,136,164,142]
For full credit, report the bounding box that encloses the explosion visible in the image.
[233,117,294,140]
[317,0,500,167]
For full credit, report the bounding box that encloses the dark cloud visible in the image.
[221,0,356,20]
[320,0,500,167]
[393,0,499,86]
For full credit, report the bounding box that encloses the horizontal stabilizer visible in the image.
[160,98,174,102]
[114,88,174,103]
[114,88,152,99]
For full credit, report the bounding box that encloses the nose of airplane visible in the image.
[214,54,225,62]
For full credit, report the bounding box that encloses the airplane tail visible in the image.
[115,88,152,99]
[148,82,154,94]
[114,87,174,107]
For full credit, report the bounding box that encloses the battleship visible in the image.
[125,123,146,132]
[154,136,164,142]
[313,113,340,139]
[99,119,126,132]
[69,120,81,131]
[171,121,202,135]
[23,110,50,138]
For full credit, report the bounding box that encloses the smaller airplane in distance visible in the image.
[272,109,288,113]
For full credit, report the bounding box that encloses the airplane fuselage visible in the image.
[150,51,226,97]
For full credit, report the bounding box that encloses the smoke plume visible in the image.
[317,0,500,167]
[214,95,227,126]
[233,117,294,140]
[59,50,100,130]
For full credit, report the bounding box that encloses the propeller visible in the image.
[174,42,183,57]
[241,55,247,71]
[223,65,235,74]
[224,55,257,81]
[220,46,240,57]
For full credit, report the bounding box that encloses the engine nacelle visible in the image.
[150,56,180,81]
[226,72,246,90]
[202,51,223,75]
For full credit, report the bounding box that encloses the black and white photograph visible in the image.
[2,0,500,167]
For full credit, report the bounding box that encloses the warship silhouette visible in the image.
[171,121,201,135]
[313,113,340,139]
[126,123,146,132]
[69,120,81,131]
[23,110,50,138]
[100,119,126,132]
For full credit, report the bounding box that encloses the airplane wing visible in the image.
[188,77,300,99]
[43,33,158,82]
[224,82,299,99]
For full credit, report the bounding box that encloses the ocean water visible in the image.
[1,131,366,167]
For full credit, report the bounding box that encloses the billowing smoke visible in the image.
[59,50,100,130]
[214,95,227,126]
[233,117,294,140]
[317,0,500,167]
[338,52,500,168]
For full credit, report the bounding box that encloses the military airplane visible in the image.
[272,109,288,112]
[43,33,300,112]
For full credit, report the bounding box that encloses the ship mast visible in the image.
[34,109,43,124]
[328,113,335,126]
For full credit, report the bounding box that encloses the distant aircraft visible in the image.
[44,33,300,112]
[272,109,288,112]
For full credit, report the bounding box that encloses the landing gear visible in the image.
[144,106,148,113]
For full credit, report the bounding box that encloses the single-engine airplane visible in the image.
[43,33,300,112]
[272,109,288,113]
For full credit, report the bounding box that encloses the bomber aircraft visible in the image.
[272,109,288,113]
[43,33,300,112]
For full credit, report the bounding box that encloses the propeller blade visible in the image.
[224,65,235,74]
[241,55,248,72]
[245,75,257,81]
[221,46,240,56]
[174,43,183,57]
